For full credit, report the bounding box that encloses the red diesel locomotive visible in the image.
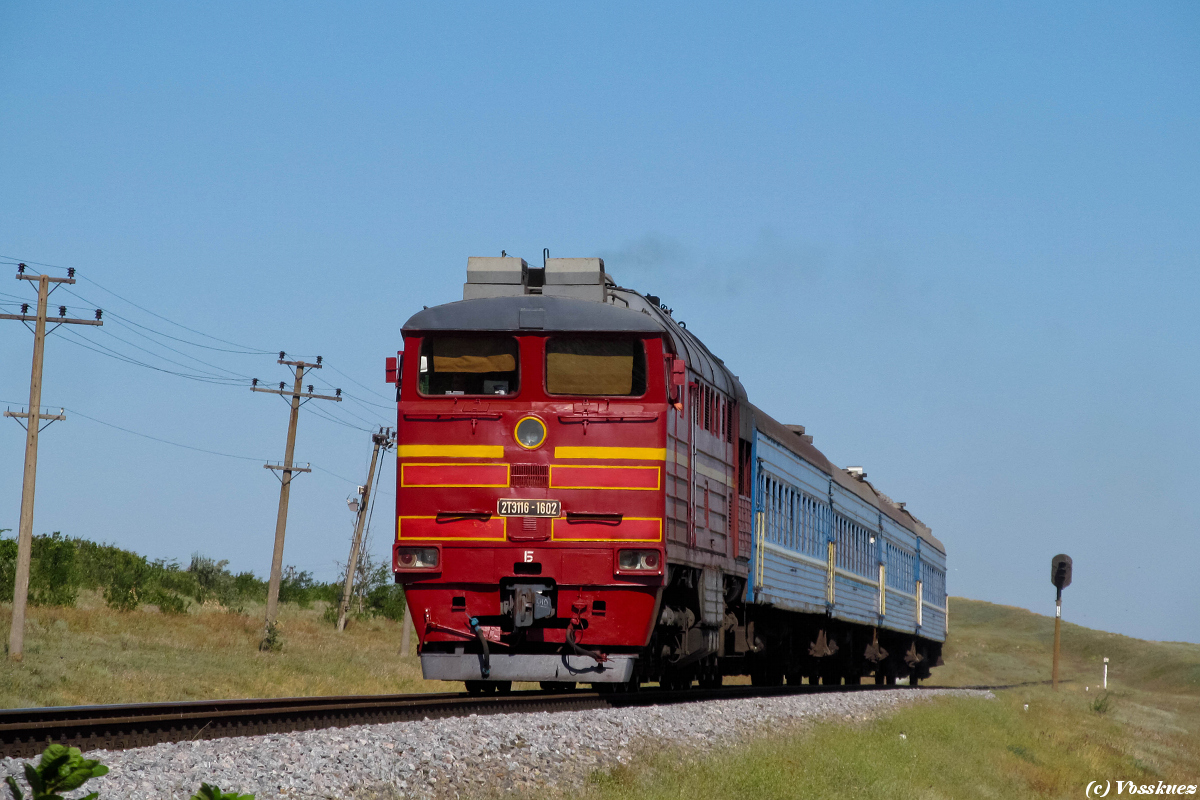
[390,256,947,692]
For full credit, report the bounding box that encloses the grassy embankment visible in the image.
[0,591,430,708]
[4,591,1199,798]
[576,598,1200,800]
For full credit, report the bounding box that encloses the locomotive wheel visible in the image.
[494,680,513,694]
[464,681,492,695]
[874,671,886,685]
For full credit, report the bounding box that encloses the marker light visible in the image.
[396,547,439,570]
[617,549,660,571]
[514,416,547,450]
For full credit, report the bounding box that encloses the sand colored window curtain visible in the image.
[430,336,517,373]
[419,335,519,395]
[546,337,646,396]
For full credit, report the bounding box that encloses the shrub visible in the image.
[278,566,317,608]
[102,550,151,611]
[147,587,191,615]
[29,534,80,607]
[260,620,283,652]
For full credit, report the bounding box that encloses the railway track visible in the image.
[0,682,1009,759]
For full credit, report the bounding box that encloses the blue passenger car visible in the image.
[740,407,947,684]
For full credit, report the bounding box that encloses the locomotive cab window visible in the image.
[545,337,647,396]
[418,335,519,396]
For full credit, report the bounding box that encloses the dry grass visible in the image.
[0,590,436,708]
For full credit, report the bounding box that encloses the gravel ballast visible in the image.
[2,688,992,799]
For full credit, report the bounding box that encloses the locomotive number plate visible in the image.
[497,499,561,517]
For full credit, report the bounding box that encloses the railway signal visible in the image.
[1,265,103,661]
[252,354,342,648]
[1051,553,1073,690]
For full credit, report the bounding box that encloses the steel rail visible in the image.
[0,682,1003,759]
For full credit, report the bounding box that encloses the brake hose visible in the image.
[469,617,491,679]
[566,624,608,664]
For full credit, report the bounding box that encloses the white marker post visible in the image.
[1103,657,1108,690]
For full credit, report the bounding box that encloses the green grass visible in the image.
[563,597,1200,800]
[581,689,1200,800]
[935,597,1200,694]
[0,590,436,708]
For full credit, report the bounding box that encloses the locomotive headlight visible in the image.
[395,547,439,570]
[514,416,547,449]
[617,549,661,571]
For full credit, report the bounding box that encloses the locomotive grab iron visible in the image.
[389,256,947,692]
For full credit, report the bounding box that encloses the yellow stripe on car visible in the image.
[553,446,667,461]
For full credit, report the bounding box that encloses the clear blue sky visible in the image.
[1,2,1197,642]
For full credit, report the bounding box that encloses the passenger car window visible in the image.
[418,336,519,395]
[545,337,646,396]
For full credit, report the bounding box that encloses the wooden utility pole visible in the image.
[252,354,341,647]
[2,264,102,661]
[337,426,393,631]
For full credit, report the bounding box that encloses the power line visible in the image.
[95,327,255,381]
[64,407,266,462]
[305,402,372,432]
[323,361,394,402]
[58,328,248,385]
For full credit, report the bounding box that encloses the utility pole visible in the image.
[252,354,341,647]
[337,426,393,632]
[2,264,102,661]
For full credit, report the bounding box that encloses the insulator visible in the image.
[307,385,313,394]
[95,309,102,320]
[279,351,286,360]
[316,355,322,365]
[279,382,285,391]
[335,388,342,397]
[252,378,259,387]
[17,263,25,274]
[58,305,66,317]
[21,303,28,314]
[67,267,75,278]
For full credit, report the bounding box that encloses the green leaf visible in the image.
[22,764,42,795]
[191,783,255,800]
[78,794,99,800]
[5,774,26,800]
[37,744,67,768]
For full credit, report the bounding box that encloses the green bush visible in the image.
[323,560,406,626]
[147,587,191,615]
[278,566,320,608]
[0,532,82,608]
[102,550,150,611]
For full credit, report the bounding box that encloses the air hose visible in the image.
[469,617,491,678]
[566,624,608,664]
